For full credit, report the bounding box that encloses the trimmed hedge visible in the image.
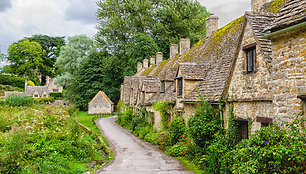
[49,92,63,100]
[0,75,25,89]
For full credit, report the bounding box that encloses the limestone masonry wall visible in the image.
[271,31,306,120]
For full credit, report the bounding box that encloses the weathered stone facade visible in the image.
[120,0,305,134]
[88,91,114,114]
[271,29,306,119]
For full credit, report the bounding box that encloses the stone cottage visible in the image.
[88,91,114,114]
[121,0,305,137]
[24,77,63,98]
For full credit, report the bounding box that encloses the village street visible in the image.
[96,116,193,174]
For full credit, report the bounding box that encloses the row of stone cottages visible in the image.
[120,0,305,140]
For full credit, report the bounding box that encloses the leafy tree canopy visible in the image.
[55,35,96,102]
[6,39,47,82]
[24,35,65,77]
[123,33,159,76]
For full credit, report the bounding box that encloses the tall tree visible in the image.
[6,39,46,82]
[25,35,65,78]
[74,50,109,110]
[55,35,96,102]
[123,33,159,76]
[153,0,209,58]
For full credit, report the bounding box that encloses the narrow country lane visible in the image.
[96,116,194,174]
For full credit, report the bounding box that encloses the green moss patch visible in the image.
[266,0,287,13]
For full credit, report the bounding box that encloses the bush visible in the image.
[168,116,186,146]
[188,98,222,148]
[5,94,33,106]
[0,75,25,88]
[116,108,133,127]
[167,134,192,157]
[34,97,55,104]
[227,118,306,173]
[49,92,63,100]
[152,101,173,130]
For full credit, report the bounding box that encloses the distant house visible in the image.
[24,77,63,98]
[88,91,114,114]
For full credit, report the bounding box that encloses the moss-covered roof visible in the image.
[182,16,246,102]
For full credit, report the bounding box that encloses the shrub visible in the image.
[49,92,63,100]
[0,75,25,88]
[167,134,192,157]
[168,116,186,146]
[5,94,33,106]
[227,118,306,174]
[152,101,173,130]
[34,97,55,104]
[27,80,35,86]
[188,98,222,148]
[116,108,133,127]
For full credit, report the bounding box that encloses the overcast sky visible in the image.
[0,0,251,65]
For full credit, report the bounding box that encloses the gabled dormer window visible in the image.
[243,43,257,73]
[161,81,165,93]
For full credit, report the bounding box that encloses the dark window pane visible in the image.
[178,79,183,96]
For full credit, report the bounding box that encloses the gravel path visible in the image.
[95,116,193,174]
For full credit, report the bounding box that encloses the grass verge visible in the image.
[76,111,114,164]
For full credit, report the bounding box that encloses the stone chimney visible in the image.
[137,62,143,72]
[179,38,190,56]
[206,15,219,37]
[143,59,148,68]
[156,52,163,64]
[170,44,178,58]
[150,56,155,66]
[252,0,270,12]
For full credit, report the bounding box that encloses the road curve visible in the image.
[96,116,193,174]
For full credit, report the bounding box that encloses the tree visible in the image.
[25,35,65,79]
[123,33,159,76]
[55,35,96,102]
[6,39,47,82]
[95,0,158,55]
[153,0,209,58]
[74,50,108,110]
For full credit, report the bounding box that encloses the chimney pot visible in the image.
[206,15,219,37]
[156,52,163,64]
[143,59,148,68]
[150,56,155,66]
[252,0,270,12]
[170,44,178,58]
[179,38,190,55]
[137,62,143,72]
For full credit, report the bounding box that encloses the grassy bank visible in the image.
[76,111,114,163]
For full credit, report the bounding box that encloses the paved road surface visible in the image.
[96,116,193,174]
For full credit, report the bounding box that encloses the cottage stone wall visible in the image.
[271,31,306,120]
[225,22,274,132]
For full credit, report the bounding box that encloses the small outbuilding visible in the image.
[88,91,114,114]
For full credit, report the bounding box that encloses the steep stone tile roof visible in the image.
[267,0,306,32]
[25,86,49,96]
[245,11,276,63]
[142,78,160,93]
[178,63,209,80]
[145,82,176,105]
[182,16,246,102]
